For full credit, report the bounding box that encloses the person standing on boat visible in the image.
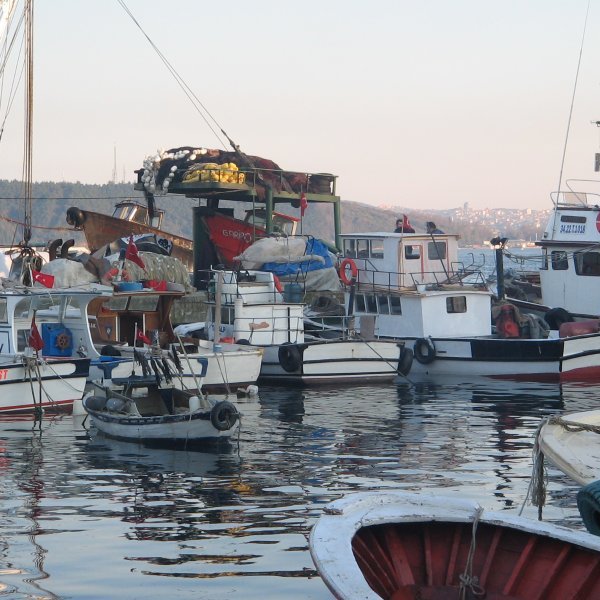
[426,221,444,234]
[395,214,415,233]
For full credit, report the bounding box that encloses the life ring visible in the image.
[544,307,574,331]
[397,345,414,376]
[210,400,239,432]
[55,332,71,350]
[577,480,600,535]
[278,343,302,372]
[414,337,436,364]
[339,258,358,285]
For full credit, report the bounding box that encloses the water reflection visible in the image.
[0,380,597,598]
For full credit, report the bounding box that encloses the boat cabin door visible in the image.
[399,242,424,287]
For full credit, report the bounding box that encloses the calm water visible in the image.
[0,379,599,599]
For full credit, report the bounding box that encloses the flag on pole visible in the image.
[136,329,152,345]
[31,270,55,288]
[28,314,44,352]
[300,193,308,217]
[125,236,145,269]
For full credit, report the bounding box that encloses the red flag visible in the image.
[28,315,44,352]
[136,329,152,345]
[300,193,308,217]
[31,270,55,288]
[125,236,145,269]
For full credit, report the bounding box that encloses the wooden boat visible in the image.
[83,371,240,445]
[310,490,600,600]
[538,410,600,485]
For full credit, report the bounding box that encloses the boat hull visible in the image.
[259,340,401,385]
[0,357,89,413]
[539,410,600,485]
[396,333,600,382]
[310,491,600,600]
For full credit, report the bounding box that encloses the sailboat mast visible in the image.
[22,0,33,245]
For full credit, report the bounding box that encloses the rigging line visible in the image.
[552,0,591,232]
[115,0,227,150]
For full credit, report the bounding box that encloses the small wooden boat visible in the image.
[538,410,600,485]
[83,373,240,446]
[310,490,600,600]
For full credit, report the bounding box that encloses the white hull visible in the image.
[397,332,600,381]
[259,339,401,384]
[0,357,89,413]
[310,491,600,600]
[539,410,600,485]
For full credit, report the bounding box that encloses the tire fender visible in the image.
[414,337,436,365]
[210,400,239,432]
[397,345,414,376]
[577,480,600,536]
[278,343,303,373]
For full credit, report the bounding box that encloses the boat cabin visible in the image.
[537,195,600,316]
[112,200,164,230]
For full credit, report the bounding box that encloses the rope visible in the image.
[0,213,77,232]
[458,506,486,599]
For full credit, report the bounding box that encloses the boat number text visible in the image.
[222,229,253,243]
[0,369,8,380]
[559,224,586,234]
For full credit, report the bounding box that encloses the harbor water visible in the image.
[0,379,598,599]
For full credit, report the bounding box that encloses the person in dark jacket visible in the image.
[395,214,415,233]
[426,221,444,234]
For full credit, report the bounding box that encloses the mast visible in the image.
[22,0,33,246]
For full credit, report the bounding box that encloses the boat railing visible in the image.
[551,180,600,207]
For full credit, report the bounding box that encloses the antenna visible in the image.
[111,144,117,183]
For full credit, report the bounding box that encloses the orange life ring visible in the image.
[339,258,358,285]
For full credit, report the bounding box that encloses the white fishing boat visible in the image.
[538,410,600,486]
[0,286,91,413]
[183,269,405,385]
[83,366,240,445]
[310,490,600,600]
[338,230,600,381]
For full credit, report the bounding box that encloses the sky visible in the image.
[1,0,600,211]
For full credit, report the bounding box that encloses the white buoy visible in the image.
[245,385,259,396]
[189,395,201,412]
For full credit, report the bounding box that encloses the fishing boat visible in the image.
[82,363,240,445]
[338,229,600,381]
[310,490,600,600]
[181,268,406,385]
[0,286,91,413]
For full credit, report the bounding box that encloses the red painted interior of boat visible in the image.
[352,521,600,599]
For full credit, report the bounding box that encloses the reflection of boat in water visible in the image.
[310,490,600,600]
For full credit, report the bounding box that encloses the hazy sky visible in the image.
[1,0,600,210]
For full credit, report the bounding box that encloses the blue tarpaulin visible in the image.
[261,238,334,277]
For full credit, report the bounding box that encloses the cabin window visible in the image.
[366,295,377,313]
[428,241,446,260]
[540,249,548,270]
[356,239,370,259]
[404,245,421,260]
[343,239,357,258]
[446,296,467,313]
[0,298,6,322]
[14,298,32,318]
[105,296,129,311]
[390,296,402,315]
[355,295,366,312]
[370,239,384,259]
[551,251,568,271]
[377,295,390,314]
[129,295,160,312]
[574,251,600,276]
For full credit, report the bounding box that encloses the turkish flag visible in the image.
[300,193,308,217]
[125,236,145,269]
[31,270,55,288]
[136,329,152,345]
[28,315,44,352]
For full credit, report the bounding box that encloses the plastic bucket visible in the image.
[283,283,303,303]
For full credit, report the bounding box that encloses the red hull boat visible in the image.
[310,491,600,599]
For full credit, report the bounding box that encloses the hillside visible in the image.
[0,180,547,249]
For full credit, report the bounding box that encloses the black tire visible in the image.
[66,207,86,228]
[397,345,414,376]
[544,307,574,331]
[577,480,600,536]
[210,400,239,432]
[83,395,107,412]
[414,338,436,365]
[278,344,302,372]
